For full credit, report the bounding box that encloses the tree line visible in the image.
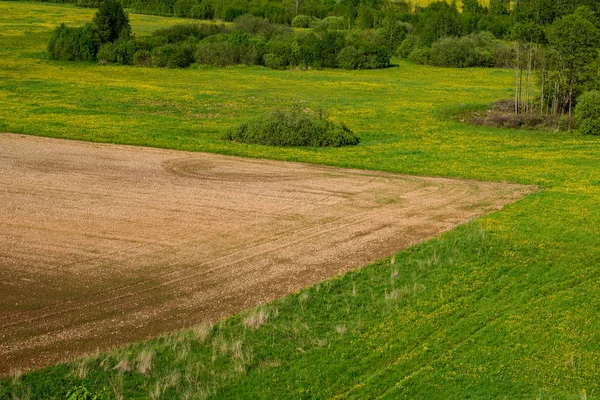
[47,0,394,70]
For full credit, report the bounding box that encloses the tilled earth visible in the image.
[0,133,534,375]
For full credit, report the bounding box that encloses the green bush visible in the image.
[151,43,195,68]
[337,46,363,69]
[224,8,244,22]
[195,34,262,66]
[173,0,199,17]
[152,23,226,44]
[396,34,419,58]
[133,49,152,65]
[321,16,347,30]
[407,46,431,64]
[223,107,360,147]
[92,0,131,43]
[263,53,286,69]
[97,39,138,64]
[575,90,600,135]
[292,15,311,28]
[428,32,498,68]
[190,3,214,19]
[233,14,291,39]
[47,23,101,62]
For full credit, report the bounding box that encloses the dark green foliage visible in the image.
[575,91,600,135]
[407,46,431,64]
[320,16,347,30]
[92,0,131,43]
[462,0,481,14]
[477,14,513,38]
[489,0,509,16]
[194,33,265,66]
[97,39,138,64]
[76,0,101,7]
[378,20,412,53]
[190,2,214,19]
[47,23,101,61]
[224,8,244,22]
[46,4,391,70]
[543,8,600,114]
[396,34,419,58]
[415,1,463,45]
[429,31,499,68]
[263,53,286,69]
[337,42,390,70]
[151,42,195,67]
[233,14,292,39]
[223,107,359,147]
[173,0,198,17]
[152,23,226,44]
[133,49,152,65]
[292,14,312,28]
[337,46,362,69]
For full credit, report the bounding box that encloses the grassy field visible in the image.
[1,1,599,399]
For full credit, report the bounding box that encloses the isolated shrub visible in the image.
[151,43,195,68]
[396,34,419,58]
[47,23,101,62]
[575,90,600,135]
[133,49,152,65]
[93,0,131,43]
[292,15,311,28]
[223,107,360,147]
[97,39,138,64]
[407,46,430,64]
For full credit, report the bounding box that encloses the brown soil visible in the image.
[0,133,534,376]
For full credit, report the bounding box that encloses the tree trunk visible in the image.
[515,42,520,114]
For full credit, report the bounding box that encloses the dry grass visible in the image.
[136,348,155,374]
[243,306,270,330]
[192,322,213,343]
[335,325,347,335]
[113,355,131,373]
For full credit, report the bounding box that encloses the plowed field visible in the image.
[0,134,533,375]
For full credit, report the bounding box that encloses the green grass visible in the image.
[1,2,599,399]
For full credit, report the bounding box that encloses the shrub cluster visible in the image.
[47,23,101,61]
[402,32,512,68]
[47,0,130,62]
[138,17,392,70]
[51,11,393,70]
[223,107,360,147]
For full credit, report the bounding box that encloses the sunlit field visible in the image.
[1,2,599,399]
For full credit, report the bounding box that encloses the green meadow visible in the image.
[1,1,599,398]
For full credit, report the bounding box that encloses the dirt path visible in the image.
[0,133,534,375]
